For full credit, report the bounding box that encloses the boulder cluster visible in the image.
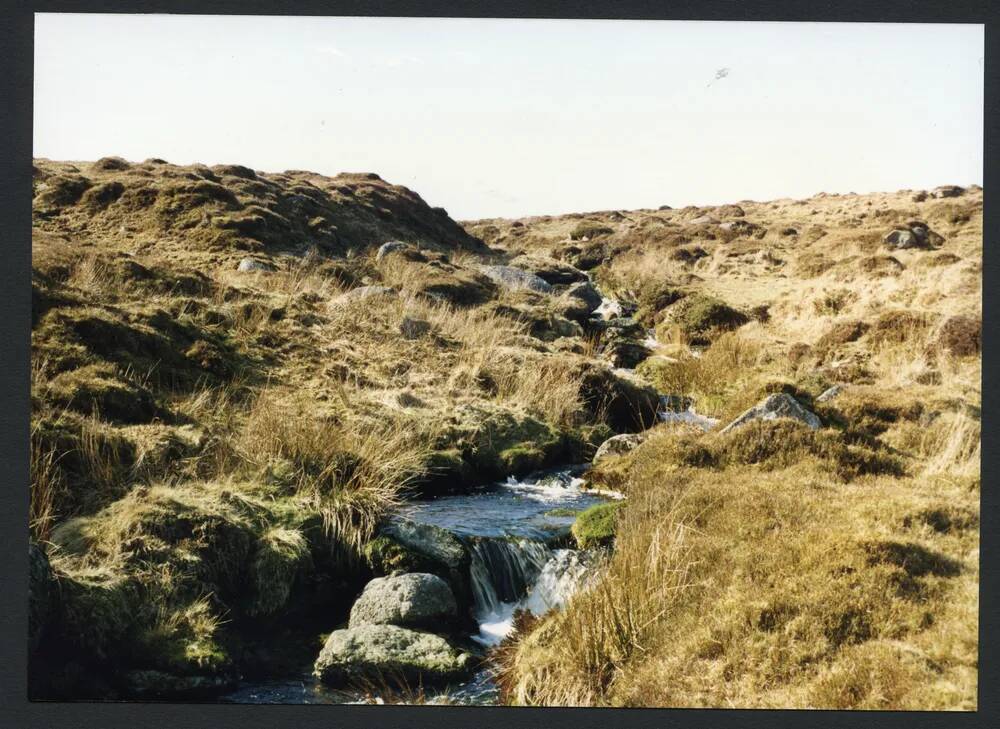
[314,572,475,687]
[882,221,945,251]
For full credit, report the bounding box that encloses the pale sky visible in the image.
[34,15,984,219]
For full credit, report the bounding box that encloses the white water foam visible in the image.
[470,545,597,647]
[502,472,584,503]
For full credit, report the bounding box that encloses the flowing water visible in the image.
[220,291,726,705]
[220,295,724,705]
[397,466,609,649]
[221,466,611,705]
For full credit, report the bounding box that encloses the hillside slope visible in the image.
[29,160,981,708]
[29,158,650,699]
[468,187,982,709]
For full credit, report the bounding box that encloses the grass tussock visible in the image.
[237,388,435,553]
[500,436,978,708]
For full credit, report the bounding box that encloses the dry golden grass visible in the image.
[31,161,980,707]
[490,187,981,710]
[236,387,436,553]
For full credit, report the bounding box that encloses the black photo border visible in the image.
[1,2,996,728]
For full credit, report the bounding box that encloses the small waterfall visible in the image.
[521,549,594,615]
[469,538,553,617]
[468,538,554,646]
[468,538,600,646]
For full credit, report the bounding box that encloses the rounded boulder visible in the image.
[313,624,473,687]
[349,572,458,629]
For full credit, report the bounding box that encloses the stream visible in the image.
[221,466,614,705]
[220,288,716,705]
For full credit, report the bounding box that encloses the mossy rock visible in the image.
[129,598,233,678]
[410,448,475,496]
[246,527,312,617]
[571,502,624,549]
[577,363,660,433]
[634,281,687,327]
[54,571,140,661]
[313,624,475,687]
[363,535,443,577]
[458,405,567,479]
[498,443,549,475]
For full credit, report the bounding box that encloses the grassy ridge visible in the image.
[29,158,647,698]
[486,188,981,709]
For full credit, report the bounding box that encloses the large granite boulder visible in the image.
[565,281,603,312]
[313,624,474,687]
[477,265,553,294]
[509,255,588,285]
[349,573,458,630]
[720,393,821,434]
[236,258,276,273]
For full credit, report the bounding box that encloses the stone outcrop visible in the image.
[720,393,822,433]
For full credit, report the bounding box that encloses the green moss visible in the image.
[56,570,139,660]
[362,535,440,576]
[246,527,312,617]
[544,508,581,518]
[413,448,474,494]
[499,443,548,475]
[464,407,565,479]
[571,502,624,549]
[128,597,232,680]
[635,281,687,327]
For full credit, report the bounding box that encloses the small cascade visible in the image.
[469,538,553,618]
[467,537,600,647]
[521,549,594,615]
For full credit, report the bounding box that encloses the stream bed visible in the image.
[221,466,613,705]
